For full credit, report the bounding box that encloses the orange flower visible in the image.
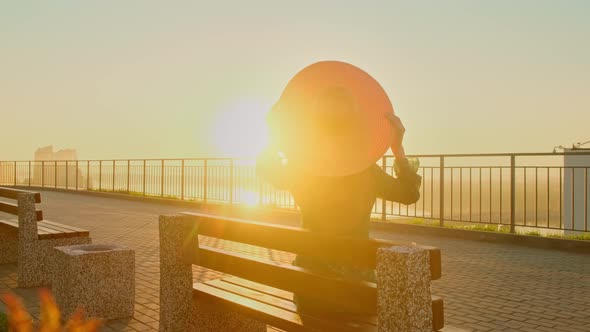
[38,288,61,332]
[1,290,102,332]
[64,309,102,332]
[1,292,32,332]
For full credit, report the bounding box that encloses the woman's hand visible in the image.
[385,113,406,159]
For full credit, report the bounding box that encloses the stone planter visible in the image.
[52,243,135,320]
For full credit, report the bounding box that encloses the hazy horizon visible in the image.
[1,1,589,160]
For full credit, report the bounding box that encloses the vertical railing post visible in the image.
[127,160,130,193]
[28,161,31,187]
[65,161,69,189]
[75,160,79,191]
[203,159,208,204]
[585,167,588,232]
[42,161,45,188]
[229,159,234,205]
[161,159,165,197]
[571,168,575,231]
[510,155,516,233]
[181,159,185,200]
[99,160,102,191]
[87,161,90,189]
[381,156,387,221]
[112,160,116,192]
[142,160,146,196]
[54,161,57,188]
[14,161,17,186]
[258,177,263,206]
[439,156,445,227]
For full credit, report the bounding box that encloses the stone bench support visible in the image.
[377,246,433,332]
[0,193,91,287]
[159,215,265,332]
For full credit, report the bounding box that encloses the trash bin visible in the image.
[52,243,135,320]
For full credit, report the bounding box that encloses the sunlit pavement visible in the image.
[1,190,588,332]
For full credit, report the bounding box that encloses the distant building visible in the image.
[32,146,83,187]
[34,146,78,161]
[34,145,54,161]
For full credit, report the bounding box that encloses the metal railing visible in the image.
[1,152,589,233]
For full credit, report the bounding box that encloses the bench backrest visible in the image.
[0,187,43,220]
[180,212,441,313]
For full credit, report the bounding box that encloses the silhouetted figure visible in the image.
[257,61,421,315]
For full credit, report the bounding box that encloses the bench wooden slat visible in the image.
[0,218,88,240]
[220,277,443,330]
[37,222,89,240]
[40,219,89,234]
[223,276,294,302]
[197,245,377,313]
[0,219,19,231]
[0,219,60,241]
[36,228,52,237]
[208,279,378,326]
[37,221,89,238]
[194,282,377,332]
[37,224,63,234]
[37,224,72,239]
[205,279,298,313]
[0,202,43,221]
[37,222,73,234]
[0,187,41,203]
[182,212,441,280]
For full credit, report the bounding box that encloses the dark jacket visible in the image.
[256,150,421,238]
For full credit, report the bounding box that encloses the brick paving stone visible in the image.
[0,190,588,331]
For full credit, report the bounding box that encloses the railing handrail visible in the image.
[4,150,590,163]
[1,152,588,234]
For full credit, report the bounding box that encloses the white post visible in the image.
[563,148,590,233]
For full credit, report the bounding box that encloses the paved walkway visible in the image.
[0,191,588,332]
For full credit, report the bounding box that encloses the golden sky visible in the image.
[1,1,589,160]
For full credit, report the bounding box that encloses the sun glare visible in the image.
[239,190,260,206]
[212,99,271,157]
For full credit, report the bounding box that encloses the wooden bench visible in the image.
[159,212,444,332]
[0,187,91,287]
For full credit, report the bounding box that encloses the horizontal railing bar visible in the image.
[2,151,589,233]
[2,157,251,163]
[4,150,590,163]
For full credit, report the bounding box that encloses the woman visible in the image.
[256,61,421,314]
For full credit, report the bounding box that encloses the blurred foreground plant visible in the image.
[1,289,101,332]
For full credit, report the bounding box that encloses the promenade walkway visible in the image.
[0,190,588,332]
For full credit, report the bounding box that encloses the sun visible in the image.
[211,99,271,157]
[239,190,259,206]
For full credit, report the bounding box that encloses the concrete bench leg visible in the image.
[193,300,267,332]
[18,236,91,288]
[16,193,39,288]
[16,193,91,288]
[0,228,18,264]
[377,246,433,332]
[159,215,265,332]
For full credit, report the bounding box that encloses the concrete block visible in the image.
[53,243,135,320]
